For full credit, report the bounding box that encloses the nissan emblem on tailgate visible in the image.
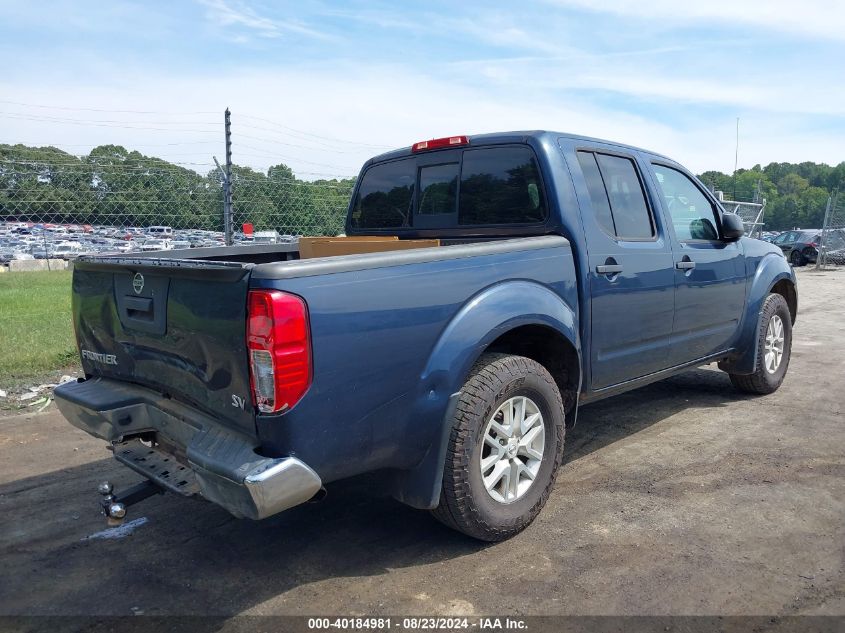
[132,272,144,294]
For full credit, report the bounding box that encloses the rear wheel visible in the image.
[432,353,565,541]
[728,293,792,394]
[790,250,805,266]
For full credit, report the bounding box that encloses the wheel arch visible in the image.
[483,324,581,418]
[770,277,797,324]
[391,280,580,510]
[720,253,796,375]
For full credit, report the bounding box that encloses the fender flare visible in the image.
[392,280,580,509]
[720,253,796,375]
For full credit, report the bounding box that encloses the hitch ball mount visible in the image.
[98,480,164,526]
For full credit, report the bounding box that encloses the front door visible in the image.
[571,149,676,390]
[648,163,747,364]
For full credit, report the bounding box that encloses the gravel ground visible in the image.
[0,267,842,619]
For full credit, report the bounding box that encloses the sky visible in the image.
[0,0,843,179]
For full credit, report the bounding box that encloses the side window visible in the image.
[577,152,654,239]
[594,154,654,239]
[350,158,415,229]
[576,151,615,236]
[458,147,547,225]
[418,163,458,215]
[651,165,720,241]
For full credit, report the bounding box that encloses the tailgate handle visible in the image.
[124,295,154,320]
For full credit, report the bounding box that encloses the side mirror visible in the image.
[721,213,745,241]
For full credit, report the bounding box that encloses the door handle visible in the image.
[675,260,696,270]
[596,264,623,274]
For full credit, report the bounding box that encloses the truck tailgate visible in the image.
[71,256,256,435]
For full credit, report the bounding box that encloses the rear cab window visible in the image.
[349,144,548,232]
[350,159,415,229]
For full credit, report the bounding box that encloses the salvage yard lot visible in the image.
[0,267,843,617]
[0,270,77,389]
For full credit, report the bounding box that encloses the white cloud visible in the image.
[547,0,845,41]
[197,0,330,40]
[2,63,843,179]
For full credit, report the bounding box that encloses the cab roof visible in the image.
[365,130,672,166]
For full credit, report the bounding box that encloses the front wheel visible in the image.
[728,293,792,394]
[432,353,565,541]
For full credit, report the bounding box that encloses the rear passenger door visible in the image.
[649,163,746,364]
[573,149,676,390]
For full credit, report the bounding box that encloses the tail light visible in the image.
[808,242,818,248]
[247,289,311,413]
[412,135,469,152]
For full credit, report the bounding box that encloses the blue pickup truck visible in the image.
[55,131,797,541]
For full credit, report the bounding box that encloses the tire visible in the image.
[790,250,805,266]
[432,353,565,541]
[728,293,792,395]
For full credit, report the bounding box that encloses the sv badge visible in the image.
[231,394,246,410]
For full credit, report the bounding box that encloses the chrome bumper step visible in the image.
[113,439,200,497]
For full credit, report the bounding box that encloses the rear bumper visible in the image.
[54,378,322,520]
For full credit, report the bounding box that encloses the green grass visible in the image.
[0,270,78,389]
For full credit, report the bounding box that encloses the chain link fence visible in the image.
[817,191,845,268]
[0,152,355,260]
[709,188,766,239]
[718,198,766,239]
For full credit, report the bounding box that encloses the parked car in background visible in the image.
[146,225,174,239]
[52,242,86,260]
[771,229,821,266]
[253,230,280,244]
[138,238,172,252]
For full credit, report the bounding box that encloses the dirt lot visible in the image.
[1,267,843,619]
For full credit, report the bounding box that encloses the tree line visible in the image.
[1,143,842,234]
[700,161,845,231]
[0,144,356,236]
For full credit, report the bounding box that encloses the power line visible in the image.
[0,112,220,133]
[1,158,217,169]
[236,124,375,154]
[0,111,219,125]
[0,99,218,115]
[238,113,392,149]
[8,141,220,148]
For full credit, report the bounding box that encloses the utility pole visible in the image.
[816,194,832,270]
[732,117,740,201]
[214,108,234,246]
[223,108,233,245]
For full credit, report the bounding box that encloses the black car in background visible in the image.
[771,230,822,266]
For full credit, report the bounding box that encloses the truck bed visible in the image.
[69,234,575,495]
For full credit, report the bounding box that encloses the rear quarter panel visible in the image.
[250,239,578,484]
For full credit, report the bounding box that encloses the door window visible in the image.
[576,152,615,236]
[576,151,654,239]
[652,165,720,241]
